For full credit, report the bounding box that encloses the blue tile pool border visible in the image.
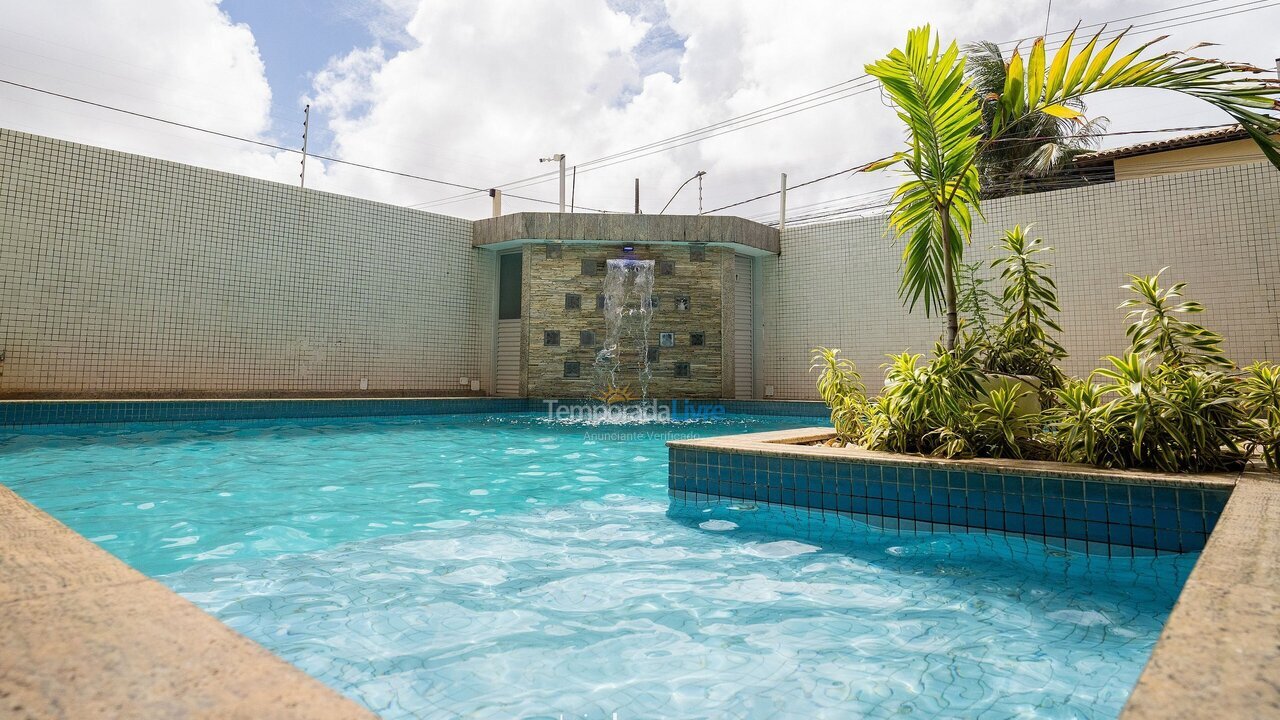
[0,397,828,427]
[0,398,543,427]
[715,400,829,417]
[668,438,1235,557]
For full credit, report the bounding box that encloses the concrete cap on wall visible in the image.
[472,212,780,255]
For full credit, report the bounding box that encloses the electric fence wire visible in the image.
[409,0,1280,210]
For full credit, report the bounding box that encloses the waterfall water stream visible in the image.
[593,258,654,400]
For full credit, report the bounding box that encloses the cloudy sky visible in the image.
[0,0,1276,222]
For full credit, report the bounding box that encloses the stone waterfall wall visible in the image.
[521,243,734,399]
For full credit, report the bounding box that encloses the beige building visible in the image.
[1074,125,1278,181]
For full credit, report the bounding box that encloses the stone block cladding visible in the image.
[523,243,733,398]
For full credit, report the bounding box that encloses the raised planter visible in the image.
[667,427,1234,555]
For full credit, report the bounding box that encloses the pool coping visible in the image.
[667,427,1280,718]
[1122,475,1280,719]
[666,427,1240,490]
[0,484,375,719]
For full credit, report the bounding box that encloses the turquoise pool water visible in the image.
[1,413,1194,719]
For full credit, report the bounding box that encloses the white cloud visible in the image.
[0,0,301,183]
[1,0,1275,221]
[302,0,1278,221]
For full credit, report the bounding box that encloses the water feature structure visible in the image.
[594,258,655,401]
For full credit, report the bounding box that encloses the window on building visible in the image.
[498,253,522,320]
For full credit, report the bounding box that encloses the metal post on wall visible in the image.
[539,154,566,212]
[778,172,788,231]
[300,104,310,189]
[570,165,577,213]
[489,188,502,217]
[634,178,640,214]
[557,154,566,212]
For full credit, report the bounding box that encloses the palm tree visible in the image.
[866,25,1280,351]
[965,40,1108,198]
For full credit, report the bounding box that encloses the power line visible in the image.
[702,158,897,215]
[0,77,619,213]
[746,122,1245,221]
[432,0,1280,211]
[714,122,1251,220]
[773,151,1275,227]
[4,0,1269,217]
[1011,0,1274,47]
[409,80,883,211]
[0,78,307,154]
[746,185,898,221]
[413,0,1278,209]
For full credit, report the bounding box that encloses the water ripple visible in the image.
[0,414,1194,718]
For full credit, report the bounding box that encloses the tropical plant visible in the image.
[862,342,985,457]
[814,343,1037,458]
[1049,353,1249,472]
[984,225,1067,388]
[813,255,1280,472]
[1239,361,1280,470]
[956,259,1002,349]
[864,30,981,350]
[1049,377,1117,467]
[810,347,868,444]
[865,25,1280,351]
[964,40,1107,198]
[1121,268,1232,368]
[967,385,1039,459]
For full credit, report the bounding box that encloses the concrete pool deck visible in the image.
[1122,474,1280,719]
[0,484,374,719]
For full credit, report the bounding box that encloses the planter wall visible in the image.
[668,431,1233,556]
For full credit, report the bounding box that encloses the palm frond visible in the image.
[866,26,983,317]
[994,28,1280,168]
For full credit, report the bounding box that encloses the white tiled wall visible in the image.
[0,129,484,397]
[3,127,1276,402]
[764,162,1280,399]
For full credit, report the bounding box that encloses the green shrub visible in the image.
[1121,268,1231,368]
[813,266,1277,473]
[862,342,985,458]
[967,384,1040,459]
[1049,377,1115,466]
[957,260,1001,349]
[1043,271,1261,473]
[810,348,868,444]
[1048,353,1248,472]
[1239,361,1280,470]
[984,226,1067,390]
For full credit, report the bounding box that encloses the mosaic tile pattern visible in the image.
[0,129,485,397]
[0,398,544,427]
[762,162,1280,396]
[668,448,1232,556]
[524,243,735,399]
[0,398,826,427]
[715,400,827,417]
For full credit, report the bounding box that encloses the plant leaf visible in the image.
[1040,103,1084,119]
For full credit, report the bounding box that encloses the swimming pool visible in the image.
[0,413,1195,718]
